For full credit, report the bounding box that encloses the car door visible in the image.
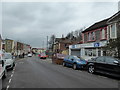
[64,56,69,63]
[104,57,120,75]
[67,56,74,66]
[95,56,106,72]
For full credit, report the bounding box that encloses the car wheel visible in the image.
[73,64,77,70]
[62,62,66,67]
[88,65,95,74]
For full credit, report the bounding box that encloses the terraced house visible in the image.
[107,11,120,57]
[69,18,109,60]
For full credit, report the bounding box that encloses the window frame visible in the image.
[110,23,117,39]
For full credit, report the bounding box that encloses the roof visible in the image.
[82,18,109,33]
[107,11,120,23]
[55,38,72,44]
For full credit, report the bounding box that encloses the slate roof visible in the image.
[107,11,120,23]
[82,18,109,33]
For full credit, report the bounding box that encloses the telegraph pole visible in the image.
[47,36,48,50]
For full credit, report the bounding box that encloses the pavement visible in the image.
[2,56,120,89]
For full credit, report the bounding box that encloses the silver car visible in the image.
[4,53,15,70]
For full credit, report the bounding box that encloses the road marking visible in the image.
[6,85,9,90]
[13,68,15,71]
[11,74,13,77]
[12,71,14,74]
[9,79,11,83]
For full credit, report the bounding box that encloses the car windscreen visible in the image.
[4,54,12,59]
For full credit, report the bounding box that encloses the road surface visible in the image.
[2,56,119,89]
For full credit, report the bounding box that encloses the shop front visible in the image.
[69,41,107,60]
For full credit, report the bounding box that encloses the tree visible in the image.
[104,37,120,58]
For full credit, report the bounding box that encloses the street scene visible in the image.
[0,0,120,89]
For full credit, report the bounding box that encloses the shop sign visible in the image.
[94,43,100,47]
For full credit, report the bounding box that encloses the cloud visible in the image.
[2,2,118,47]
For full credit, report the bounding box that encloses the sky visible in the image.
[1,0,119,48]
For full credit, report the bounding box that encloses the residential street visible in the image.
[2,56,119,89]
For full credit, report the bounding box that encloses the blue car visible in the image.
[63,55,87,70]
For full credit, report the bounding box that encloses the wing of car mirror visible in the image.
[2,60,4,67]
[113,60,119,64]
[12,57,15,59]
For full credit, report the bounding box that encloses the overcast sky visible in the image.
[2,1,119,48]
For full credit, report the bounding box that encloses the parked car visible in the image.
[0,50,7,79]
[39,52,47,59]
[87,56,120,78]
[4,53,15,70]
[27,52,32,57]
[63,55,87,70]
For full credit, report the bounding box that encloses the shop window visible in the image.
[98,49,101,56]
[85,49,96,57]
[85,49,88,56]
[93,49,96,56]
[88,49,92,56]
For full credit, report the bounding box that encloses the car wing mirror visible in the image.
[12,56,15,59]
[113,60,119,64]
[71,59,74,61]
[2,60,4,67]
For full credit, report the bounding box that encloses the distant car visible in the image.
[0,50,7,79]
[63,55,87,70]
[87,56,120,78]
[27,53,32,57]
[39,52,47,59]
[4,53,15,70]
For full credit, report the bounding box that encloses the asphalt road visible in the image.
[2,56,119,89]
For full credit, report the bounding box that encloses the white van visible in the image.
[0,50,7,79]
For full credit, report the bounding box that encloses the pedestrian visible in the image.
[22,52,25,58]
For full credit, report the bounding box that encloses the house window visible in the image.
[110,24,116,38]
[84,33,87,42]
[101,29,105,39]
[91,32,95,40]
[88,33,91,41]
[95,30,100,41]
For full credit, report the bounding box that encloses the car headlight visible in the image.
[76,60,81,64]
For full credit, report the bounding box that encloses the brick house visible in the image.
[53,38,72,55]
[69,18,109,60]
